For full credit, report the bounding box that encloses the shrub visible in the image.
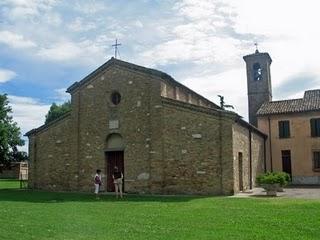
[256,172,290,186]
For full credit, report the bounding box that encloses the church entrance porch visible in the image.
[105,151,124,192]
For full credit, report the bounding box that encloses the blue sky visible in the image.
[1,0,320,152]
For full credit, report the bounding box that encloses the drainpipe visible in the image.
[33,137,37,189]
[263,137,267,173]
[76,92,81,190]
[219,112,223,194]
[249,130,252,189]
[268,117,273,172]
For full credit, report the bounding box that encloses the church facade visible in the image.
[26,58,266,195]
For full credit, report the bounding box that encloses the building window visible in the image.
[310,118,320,137]
[253,63,262,81]
[313,151,320,172]
[111,91,121,105]
[281,150,292,177]
[279,120,290,138]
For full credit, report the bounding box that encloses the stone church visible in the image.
[26,57,266,195]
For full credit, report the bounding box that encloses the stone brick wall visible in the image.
[232,123,250,192]
[29,64,162,193]
[28,114,74,191]
[232,123,265,193]
[161,98,235,195]
[70,65,164,193]
[251,131,265,186]
[28,60,265,195]
[160,79,218,109]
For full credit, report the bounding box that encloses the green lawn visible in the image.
[0,181,319,240]
[0,179,21,189]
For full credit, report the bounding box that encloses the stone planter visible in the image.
[277,186,285,192]
[262,184,280,196]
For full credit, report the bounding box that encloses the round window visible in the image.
[111,91,121,105]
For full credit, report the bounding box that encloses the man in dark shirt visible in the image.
[112,166,123,199]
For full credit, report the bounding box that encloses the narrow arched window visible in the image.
[253,63,262,81]
[111,91,121,105]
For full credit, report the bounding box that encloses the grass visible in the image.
[0,180,320,240]
[0,179,21,189]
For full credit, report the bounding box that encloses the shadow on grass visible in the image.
[0,189,214,203]
[250,194,281,198]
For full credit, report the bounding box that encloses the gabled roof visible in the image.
[27,58,264,137]
[25,112,71,137]
[257,89,320,116]
[66,57,221,109]
[67,57,177,93]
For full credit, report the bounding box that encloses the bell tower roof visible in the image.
[243,51,272,64]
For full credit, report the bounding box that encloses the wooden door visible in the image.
[281,150,292,178]
[238,152,243,191]
[105,151,124,192]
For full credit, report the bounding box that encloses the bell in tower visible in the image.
[243,46,272,127]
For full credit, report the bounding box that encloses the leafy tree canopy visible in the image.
[45,101,71,124]
[0,94,25,167]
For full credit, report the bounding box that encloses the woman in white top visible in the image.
[94,169,102,198]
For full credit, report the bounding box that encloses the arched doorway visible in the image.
[105,134,125,192]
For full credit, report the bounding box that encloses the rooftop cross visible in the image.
[112,39,121,59]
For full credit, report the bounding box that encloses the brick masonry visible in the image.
[27,59,266,195]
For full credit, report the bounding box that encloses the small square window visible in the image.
[310,118,320,137]
[279,120,290,138]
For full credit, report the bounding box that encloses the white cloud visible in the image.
[139,0,247,67]
[68,17,97,32]
[37,40,108,65]
[8,95,51,152]
[44,12,62,26]
[54,88,70,103]
[138,0,320,117]
[133,20,143,28]
[0,31,37,49]
[1,0,59,19]
[0,69,17,83]
[225,0,320,92]
[37,41,83,61]
[73,0,107,14]
[1,0,320,131]
[182,68,248,118]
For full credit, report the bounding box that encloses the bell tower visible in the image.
[243,48,272,126]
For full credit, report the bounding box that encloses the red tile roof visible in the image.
[257,89,320,115]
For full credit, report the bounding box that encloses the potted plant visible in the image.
[276,172,291,192]
[256,172,290,196]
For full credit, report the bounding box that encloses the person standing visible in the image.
[94,169,102,199]
[112,166,123,199]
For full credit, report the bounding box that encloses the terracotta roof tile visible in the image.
[257,89,320,115]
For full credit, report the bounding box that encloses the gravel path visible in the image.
[233,187,320,199]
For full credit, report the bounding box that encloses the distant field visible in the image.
[0,180,319,240]
[0,179,20,189]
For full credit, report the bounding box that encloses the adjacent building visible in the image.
[244,49,320,184]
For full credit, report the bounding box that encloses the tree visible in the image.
[0,94,25,168]
[45,101,71,124]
